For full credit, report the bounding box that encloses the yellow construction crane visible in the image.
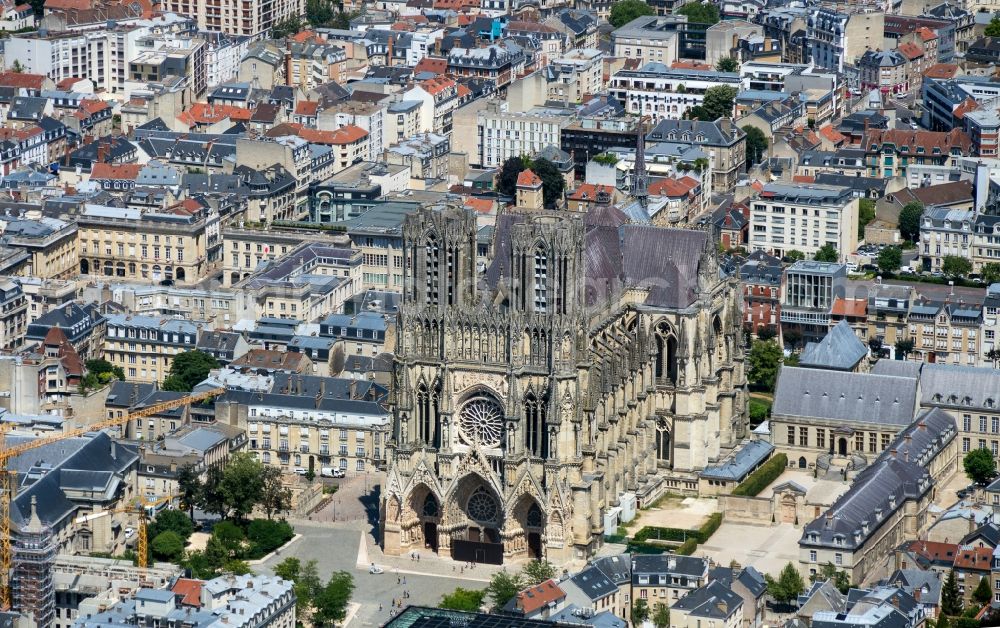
[0,386,226,607]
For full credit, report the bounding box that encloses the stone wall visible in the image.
[719,495,775,525]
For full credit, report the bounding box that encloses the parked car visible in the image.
[293,467,307,475]
[320,467,346,478]
[369,564,384,574]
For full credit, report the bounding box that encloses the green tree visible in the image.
[330,10,357,29]
[877,246,902,274]
[686,85,736,121]
[899,201,924,242]
[747,339,784,391]
[161,350,219,392]
[742,125,768,168]
[986,348,1000,367]
[273,557,301,582]
[521,560,557,586]
[497,156,525,197]
[486,570,524,610]
[982,262,1000,286]
[964,448,997,485]
[943,569,963,616]
[271,15,304,38]
[811,563,850,594]
[247,519,294,556]
[786,250,805,262]
[10,60,24,73]
[942,255,973,280]
[631,599,650,625]
[766,562,805,604]
[652,603,670,628]
[296,560,323,609]
[440,588,487,611]
[210,521,246,560]
[716,57,739,72]
[895,338,915,359]
[200,464,228,519]
[177,463,202,521]
[675,1,720,25]
[223,560,252,575]
[306,0,334,25]
[531,158,566,208]
[938,614,952,628]
[313,571,355,626]
[869,336,884,358]
[150,531,185,562]
[974,575,993,607]
[148,509,194,542]
[85,358,125,381]
[609,0,654,27]
[858,198,876,238]
[986,15,1000,37]
[260,466,292,520]
[219,452,267,522]
[814,244,839,262]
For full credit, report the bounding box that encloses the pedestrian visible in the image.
[417,554,420,562]
[379,603,383,612]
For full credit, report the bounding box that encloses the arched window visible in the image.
[416,383,432,445]
[524,393,546,457]
[425,234,439,306]
[534,247,547,313]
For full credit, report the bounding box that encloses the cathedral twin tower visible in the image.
[379,202,747,565]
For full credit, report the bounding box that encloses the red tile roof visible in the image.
[0,71,47,90]
[831,297,867,318]
[172,578,202,607]
[177,103,253,126]
[298,124,368,145]
[671,60,713,71]
[864,127,972,155]
[954,546,993,572]
[792,175,815,184]
[897,42,924,61]
[43,0,90,10]
[513,580,566,615]
[915,26,937,42]
[819,124,846,144]
[56,77,83,90]
[79,98,110,114]
[90,163,142,180]
[420,75,457,95]
[414,57,448,76]
[516,169,542,188]
[648,177,698,198]
[954,98,978,121]
[923,63,958,79]
[294,100,319,116]
[905,540,958,564]
[568,183,614,201]
[464,197,494,214]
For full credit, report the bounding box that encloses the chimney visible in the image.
[285,51,293,87]
[387,36,395,66]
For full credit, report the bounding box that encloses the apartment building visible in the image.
[546,49,603,103]
[611,16,680,65]
[221,226,352,287]
[609,64,742,122]
[807,9,884,72]
[749,183,859,260]
[0,278,27,351]
[919,208,973,272]
[740,251,782,337]
[103,313,202,383]
[162,0,305,37]
[216,377,390,473]
[964,108,1000,158]
[866,284,915,360]
[907,300,981,367]
[76,204,221,285]
[476,100,573,168]
[644,118,747,193]
[0,214,78,279]
[631,555,710,604]
[858,49,908,95]
[864,129,972,178]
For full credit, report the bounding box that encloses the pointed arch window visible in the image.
[425,234,439,306]
[534,247,548,313]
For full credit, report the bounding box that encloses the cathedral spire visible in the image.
[632,116,649,210]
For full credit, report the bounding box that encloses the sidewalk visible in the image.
[359,529,508,583]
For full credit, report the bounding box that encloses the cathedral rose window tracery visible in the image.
[458,395,505,448]
[467,487,500,523]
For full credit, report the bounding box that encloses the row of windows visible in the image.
[786,425,890,452]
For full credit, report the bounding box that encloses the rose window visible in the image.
[458,395,504,448]
[467,487,500,523]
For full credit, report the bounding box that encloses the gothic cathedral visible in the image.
[380,201,747,565]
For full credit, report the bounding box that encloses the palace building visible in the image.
[379,200,748,565]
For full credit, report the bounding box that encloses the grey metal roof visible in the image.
[869,360,922,378]
[700,440,775,481]
[707,565,767,599]
[773,368,917,426]
[568,565,618,601]
[177,428,228,452]
[799,321,868,371]
[632,554,707,580]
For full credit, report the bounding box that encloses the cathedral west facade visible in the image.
[379,201,747,565]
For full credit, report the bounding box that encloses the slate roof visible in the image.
[772,368,917,426]
[673,581,743,619]
[707,565,767,599]
[568,565,618,601]
[799,320,868,371]
[700,440,774,481]
[920,364,1000,409]
[632,554,708,581]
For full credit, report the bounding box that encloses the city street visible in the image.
[260,472,510,626]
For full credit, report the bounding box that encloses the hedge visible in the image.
[633,526,702,544]
[675,538,698,555]
[699,513,722,539]
[731,453,787,497]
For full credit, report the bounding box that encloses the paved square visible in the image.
[698,520,804,576]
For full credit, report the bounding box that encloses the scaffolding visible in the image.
[12,497,56,628]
